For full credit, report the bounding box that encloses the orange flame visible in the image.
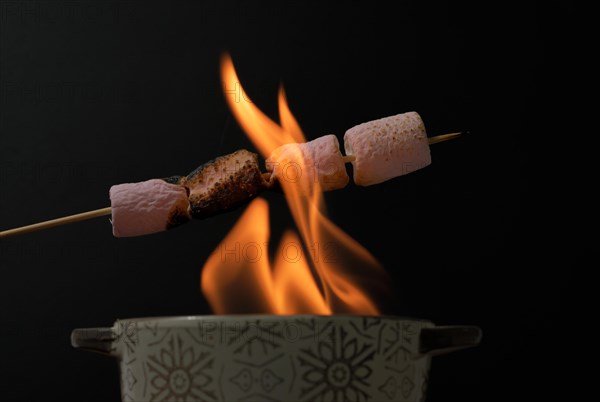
[202,198,330,315]
[201,54,390,315]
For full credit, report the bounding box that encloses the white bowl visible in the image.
[72,315,481,402]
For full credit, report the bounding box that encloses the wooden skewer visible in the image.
[427,131,463,145]
[0,207,112,239]
[0,132,464,239]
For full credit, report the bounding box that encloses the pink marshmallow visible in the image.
[109,179,190,237]
[344,111,431,186]
[266,134,349,193]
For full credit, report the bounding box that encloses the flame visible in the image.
[201,54,390,315]
[202,198,331,315]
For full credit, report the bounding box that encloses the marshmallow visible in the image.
[110,179,190,237]
[266,134,349,192]
[344,111,431,186]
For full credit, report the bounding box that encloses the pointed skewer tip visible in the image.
[428,131,466,145]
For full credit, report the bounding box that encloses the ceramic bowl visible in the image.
[72,315,481,402]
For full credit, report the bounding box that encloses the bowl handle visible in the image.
[419,325,482,356]
[71,327,115,355]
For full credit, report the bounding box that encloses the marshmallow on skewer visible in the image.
[0,121,463,240]
[344,111,431,186]
[109,179,191,237]
[266,134,349,192]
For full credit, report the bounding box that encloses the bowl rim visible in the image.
[112,314,435,324]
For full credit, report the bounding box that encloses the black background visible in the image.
[0,1,586,401]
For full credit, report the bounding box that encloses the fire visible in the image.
[201,54,390,315]
[202,198,331,315]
